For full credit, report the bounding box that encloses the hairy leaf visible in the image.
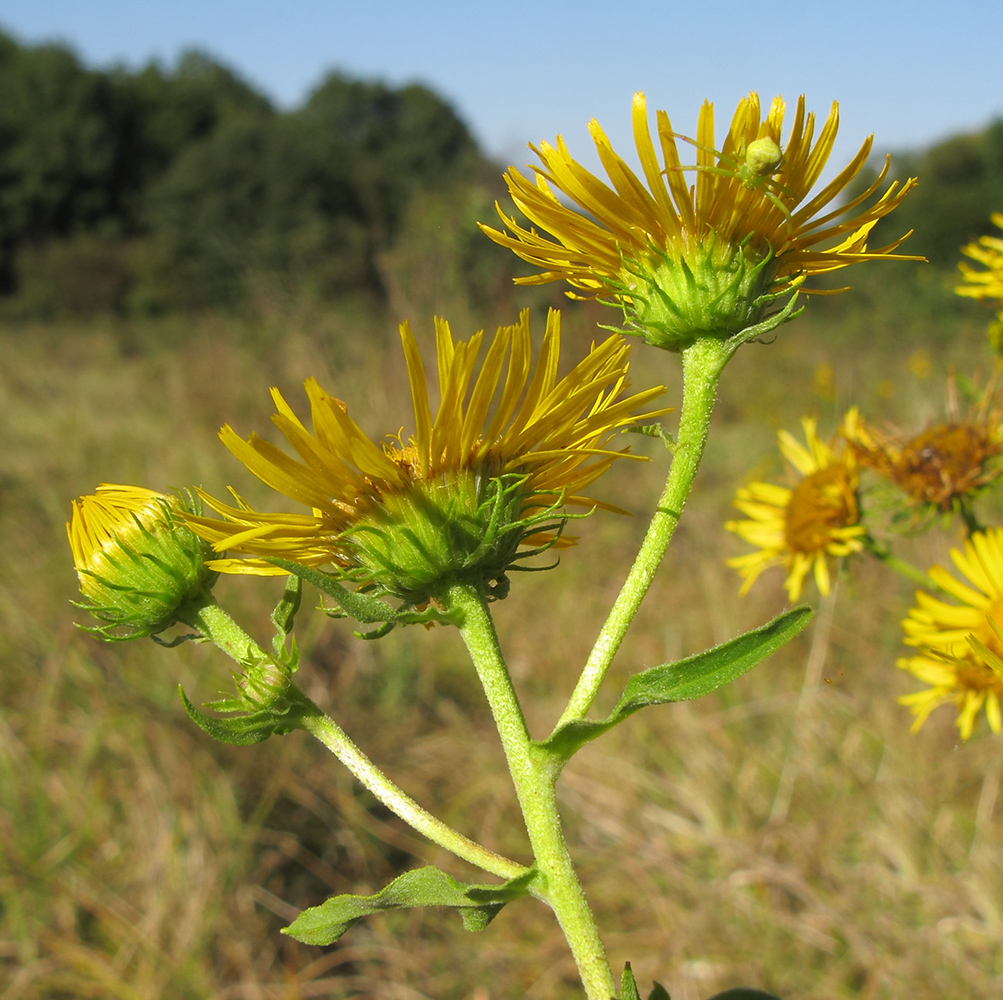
[283,865,535,946]
[620,963,641,1000]
[541,606,812,759]
[266,558,397,623]
[271,574,302,638]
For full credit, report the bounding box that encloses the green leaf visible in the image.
[620,962,641,1000]
[271,574,302,637]
[266,558,397,624]
[282,865,535,946]
[541,606,812,759]
[266,557,458,637]
[179,686,298,745]
[620,964,671,1000]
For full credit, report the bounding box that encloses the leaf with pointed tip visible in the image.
[541,607,812,760]
[271,574,302,636]
[356,620,397,640]
[266,558,397,624]
[282,865,535,946]
[179,686,298,745]
[648,983,671,1000]
[620,962,641,1000]
[151,631,199,648]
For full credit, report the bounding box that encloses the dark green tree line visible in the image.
[0,30,495,314]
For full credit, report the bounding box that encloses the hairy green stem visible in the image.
[556,335,730,729]
[181,600,527,881]
[294,703,528,880]
[448,582,616,1000]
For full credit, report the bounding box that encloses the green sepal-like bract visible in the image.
[269,476,580,630]
[179,686,304,745]
[620,963,670,1000]
[540,606,812,760]
[178,578,311,745]
[626,422,676,451]
[597,234,805,354]
[341,473,572,606]
[621,963,641,1000]
[271,574,301,645]
[70,487,218,642]
[281,865,537,946]
[265,557,454,638]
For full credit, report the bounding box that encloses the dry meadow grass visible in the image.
[2,273,1002,999]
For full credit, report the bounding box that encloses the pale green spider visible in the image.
[667,134,798,233]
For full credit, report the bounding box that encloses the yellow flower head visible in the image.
[482,92,918,352]
[68,485,216,640]
[899,529,1003,740]
[956,213,1003,305]
[956,213,1003,351]
[725,416,865,601]
[187,309,668,603]
[845,379,1003,513]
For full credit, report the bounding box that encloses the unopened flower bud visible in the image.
[68,485,216,640]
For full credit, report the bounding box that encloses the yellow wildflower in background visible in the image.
[845,378,1003,512]
[956,213,1003,304]
[956,213,1003,352]
[187,309,668,602]
[482,91,918,351]
[899,529,1003,739]
[726,416,865,600]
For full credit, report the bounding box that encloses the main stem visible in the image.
[449,582,617,1000]
[556,335,729,728]
[181,600,527,881]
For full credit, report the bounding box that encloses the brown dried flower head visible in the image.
[845,377,1003,512]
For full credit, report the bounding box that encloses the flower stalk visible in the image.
[557,333,733,728]
[447,581,616,1000]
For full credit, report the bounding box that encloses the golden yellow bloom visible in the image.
[899,529,1003,739]
[956,213,1003,351]
[188,309,668,602]
[68,485,216,639]
[956,213,1003,305]
[725,417,865,600]
[482,92,918,351]
[846,380,1003,512]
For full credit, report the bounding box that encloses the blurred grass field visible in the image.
[3,267,1003,1000]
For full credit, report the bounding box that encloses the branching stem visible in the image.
[183,601,527,881]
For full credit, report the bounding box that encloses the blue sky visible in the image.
[2,0,1001,177]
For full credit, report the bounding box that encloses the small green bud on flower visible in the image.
[67,484,217,640]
